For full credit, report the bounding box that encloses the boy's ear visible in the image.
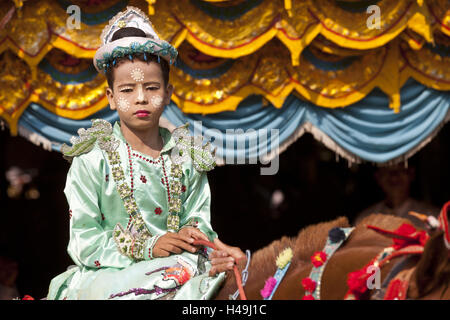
[106,87,116,110]
[164,84,174,106]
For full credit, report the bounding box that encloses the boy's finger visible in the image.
[191,229,209,241]
[176,233,195,244]
[213,238,228,251]
[208,250,228,259]
[211,257,234,265]
[210,262,234,276]
[160,242,182,255]
[209,267,217,277]
[209,260,235,276]
[169,238,197,253]
[154,248,170,258]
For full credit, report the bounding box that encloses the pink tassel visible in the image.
[260,277,277,299]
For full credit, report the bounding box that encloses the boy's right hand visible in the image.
[152,232,198,257]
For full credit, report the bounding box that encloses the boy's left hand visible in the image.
[208,238,246,277]
[178,226,209,244]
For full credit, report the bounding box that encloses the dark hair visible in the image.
[105,27,170,89]
[413,230,450,297]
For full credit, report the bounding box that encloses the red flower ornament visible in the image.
[154,207,162,215]
[347,268,370,298]
[22,295,34,300]
[311,251,327,268]
[392,223,428,249]
[301,277,317,293]
[367,223,429,250]
[302,294,315,300]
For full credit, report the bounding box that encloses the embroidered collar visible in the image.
[112,121,176,154]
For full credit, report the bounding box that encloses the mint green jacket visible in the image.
[47,119,224,300]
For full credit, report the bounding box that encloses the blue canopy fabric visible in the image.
[17,78,450,164]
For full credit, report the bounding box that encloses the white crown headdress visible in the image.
[93,6,178,73]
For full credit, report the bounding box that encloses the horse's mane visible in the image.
[294,216,350,262]
[348,213,417,248]
[246,234,297,277]
[248,216,349,275]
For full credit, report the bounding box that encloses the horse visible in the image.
[21,207,450,300]
[214,212,450,300]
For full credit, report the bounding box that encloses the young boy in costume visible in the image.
[47,6,244,300]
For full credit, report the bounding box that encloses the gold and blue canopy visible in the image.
[0,0,449,164]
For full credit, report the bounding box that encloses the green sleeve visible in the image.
[180,168,217,241]
[65,152,133,269]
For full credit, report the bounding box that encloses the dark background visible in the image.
[0,123,449,299]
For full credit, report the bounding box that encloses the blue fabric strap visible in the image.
[307,227,354,300]
[264,261,291,300]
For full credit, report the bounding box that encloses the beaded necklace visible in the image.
[126,143,135,195]
[124,140,183,233]
[126,142,163,192]
[103,139,152,261]
[132,151,162,165]
[125,142,174,219]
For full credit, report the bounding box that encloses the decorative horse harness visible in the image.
[259,201,450,300]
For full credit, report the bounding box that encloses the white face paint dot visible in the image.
[151,95,164,108]
[130,68,145,82]
[117,97,130,112]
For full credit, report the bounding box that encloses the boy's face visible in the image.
[106,59,173,131]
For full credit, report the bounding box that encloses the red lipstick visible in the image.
[135,110,150,118]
